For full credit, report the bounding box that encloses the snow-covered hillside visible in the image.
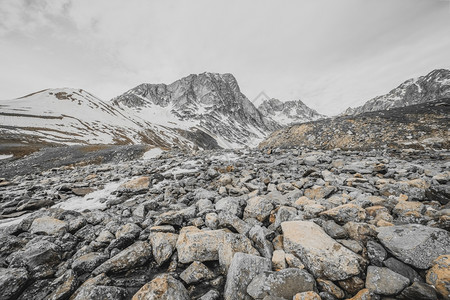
[0,88,196,149]
[343,69,450,115]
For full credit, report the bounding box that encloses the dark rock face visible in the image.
[0,147,448,299]
[258,98,326,126]
[344,69,450,115]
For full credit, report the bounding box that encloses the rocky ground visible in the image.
[260,99,450,151]
[0,147,449,299]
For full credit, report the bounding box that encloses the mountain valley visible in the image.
[0,69,449,300]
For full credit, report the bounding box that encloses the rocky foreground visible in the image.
[0,148,449,300]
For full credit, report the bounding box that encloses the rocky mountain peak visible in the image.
[111,72,279,148]
[343,68,450,115]
[258,98,325,126]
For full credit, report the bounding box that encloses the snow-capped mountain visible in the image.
[258,98,326,126]
[0,88,197,149]
[0,72,328,151]
[343,69,450,115]
[111,72,279,148]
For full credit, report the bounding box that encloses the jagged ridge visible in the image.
[344,69,450,115]
[258,98,326,126]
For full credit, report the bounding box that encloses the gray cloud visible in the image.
[1,0,449,115]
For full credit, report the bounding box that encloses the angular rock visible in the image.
[320,203,366,223]
[399,282,438,300]
[199,289,220,300]
[426,254,450,299]
[316,278,345,299]
[16,279,53,300]
[223,252,271,300]
[92,241,151,275]
[344,221,377,242]
[304,186,336,200]
[218,211,252,235]
[215,197,243,216]
[282,221,363,280]
[119,176,150,192]
[205,212,219,229]
[47,270,78,300]
[272,250,286,271]
[9,239,61,279]
[377,224,450,269]
[365,266,410,295]
[72,252,109,275]
[176,227,226,264]
[338,276,365,295]
[247,268,316,299]
[180,261,215,284]
[272,206,297,228]
[0,267,29,300]
[72,285,127,300]
[155,210,184,226]
[149,232,178,266]
[248,225,273,259]
[383,257,423,283]
[338,239,363,254]
[322,220,348,239]
[367,241,387,266]
[115,223,142,239]
[30,217,68,235]
[132,274,189,300]
[218,233,259,271]
[285,253,305,269]
[243,196,274,222]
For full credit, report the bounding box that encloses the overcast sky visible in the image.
[1,0,449,115]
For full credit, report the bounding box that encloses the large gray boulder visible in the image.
[246,268,316,299]
[377,224,450,269]
[281,221,363,281]
[224,252,271,300]
[365,266,410,295]
[176,226,226,264]
[92,241,151,275]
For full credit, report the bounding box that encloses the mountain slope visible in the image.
[260,99,450,151]
[111,72,280,148]
[258,98,326,126]
[344,69,450,115]
[0,88,197,150]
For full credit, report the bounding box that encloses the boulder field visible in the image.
[0,147,449,299]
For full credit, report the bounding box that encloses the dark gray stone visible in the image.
[366,266,410,295]
[224,252,271,300]
[367,241,387,266]
[399,282,438,300]
[247,268,316,299]
[383,257,423,283]
[377,224,450,269]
